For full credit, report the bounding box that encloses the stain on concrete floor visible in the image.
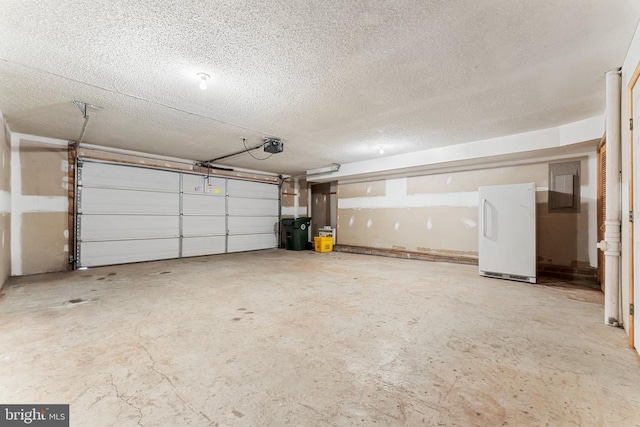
[0,249,638,426]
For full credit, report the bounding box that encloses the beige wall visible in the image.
[337,159,595,269]
[299,179,308,209]
[12,137,69,276]
[21,143,68,197]
[281,179,295,211]
[21,212,68,274]
[340,181,385,198]
[0,116,10,287]
[281,177,308,218]
[280,177,310,246]
[311,182,331,238]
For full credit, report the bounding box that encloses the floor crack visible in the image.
[138,343,213,424]
[439,376,459,405]
[110,373,143,426]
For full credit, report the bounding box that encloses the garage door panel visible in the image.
[227,180,278,199]
[183,194,226,215]
[226,179,278,253]
[80,215,179,241]
[81,162,179,192]
[183,174,226,195]
[228,198,278,216]
[78,161,279,267]
[182,236,226,257]
[183,216,226,237]
[227,234,277,252]
[81,188,179,215]
[228,216,278,235]
[79,238,180,267]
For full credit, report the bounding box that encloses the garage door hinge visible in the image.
[631,118,634,131]
[631,303,635,316]
[630,210,634,223]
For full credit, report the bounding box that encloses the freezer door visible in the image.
[478,182,537,283]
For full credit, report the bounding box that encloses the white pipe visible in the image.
[600,69,622,326]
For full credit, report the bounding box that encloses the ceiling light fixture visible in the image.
[378,145,385,155]
[197,72,210,90]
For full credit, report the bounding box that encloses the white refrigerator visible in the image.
[478,182,537,283]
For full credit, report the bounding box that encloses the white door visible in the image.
[77,161,181,267]
[632,75,640,355]
[478,182,537,283]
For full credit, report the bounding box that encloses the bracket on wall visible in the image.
[73,100,103,118]
[72,101,103,148]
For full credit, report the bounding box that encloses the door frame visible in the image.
[629,61,640,350]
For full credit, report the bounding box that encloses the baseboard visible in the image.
[333,245,478,265]
[334,245,598,285]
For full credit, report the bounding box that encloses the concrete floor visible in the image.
[1,250,639,426]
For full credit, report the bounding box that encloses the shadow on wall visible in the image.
[537,202,591,269]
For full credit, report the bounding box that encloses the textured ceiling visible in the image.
[0,0,639,174]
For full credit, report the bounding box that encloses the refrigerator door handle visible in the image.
[482,198,487,237]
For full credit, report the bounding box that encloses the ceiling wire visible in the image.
[0,57,268,136]
[4,58,284,167]
[242,137,273,161]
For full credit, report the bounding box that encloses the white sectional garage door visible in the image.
[227,179,279,252]
[76,160,278,268]
[78,162,181,267]
[182,174,227,257]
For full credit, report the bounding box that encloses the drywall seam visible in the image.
[385,178,407,199]
[11,133,68,146]
[281,206,295,216]
[0,190,9,214]
[339,185,550,210]
[10,132,21,275]
[338,191,479,209]
[20,196,67,213]
[281,206,308,217]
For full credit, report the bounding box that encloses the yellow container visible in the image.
[314,236,333,253]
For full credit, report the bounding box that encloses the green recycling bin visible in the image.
[281,217,312,250]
